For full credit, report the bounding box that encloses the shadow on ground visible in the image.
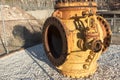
[25,44,59,80]
[12,25,42,48]
[0,24,42,56]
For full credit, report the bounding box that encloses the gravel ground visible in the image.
[0,44,120,80]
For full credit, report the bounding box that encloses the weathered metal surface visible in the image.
[42,0,112,78]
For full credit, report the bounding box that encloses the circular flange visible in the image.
[97,16,112,52]
[42,17,67,66]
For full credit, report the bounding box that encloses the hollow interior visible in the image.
[47,25,63,59]
[94,41,102,52]
[96,43,101,50]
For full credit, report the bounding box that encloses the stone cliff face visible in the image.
[97,0,120,10]
[108,0,120,10]
[0,0,119,11]
[0,5,42,55]
[0,0,54,11]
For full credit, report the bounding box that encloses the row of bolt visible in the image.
[83,51,95,69]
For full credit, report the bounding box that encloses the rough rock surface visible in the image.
[0,44,120,80]
[0,5,42,55]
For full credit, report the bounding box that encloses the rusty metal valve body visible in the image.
[42,0,112,78]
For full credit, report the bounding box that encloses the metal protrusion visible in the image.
[88,55,94,59]
[83,64,89,69]
[86,59,92,62]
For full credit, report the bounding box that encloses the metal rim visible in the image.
[97,16,112,52]
[42,17,67,66]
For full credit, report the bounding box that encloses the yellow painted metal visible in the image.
[42,1,112,78]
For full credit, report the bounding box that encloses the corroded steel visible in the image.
[42,0,112,78]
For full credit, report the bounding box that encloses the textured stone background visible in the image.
[0,44,120,80]
[0,6,42,55]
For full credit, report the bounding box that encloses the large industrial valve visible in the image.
[42,0,112,78]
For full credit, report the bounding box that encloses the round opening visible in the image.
[91,40,102,52]
[96,43,101,51]
[47,25,63,59]
[94,41,102,52]
[43,17,67,66]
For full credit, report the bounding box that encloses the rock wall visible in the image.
[0,5,42,55]
[0,0,54,11]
